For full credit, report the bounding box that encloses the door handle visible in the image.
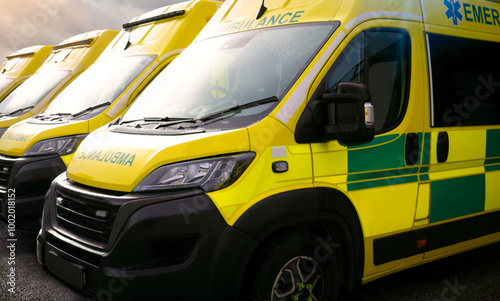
[437,132,449,163]
[405,133,419,166]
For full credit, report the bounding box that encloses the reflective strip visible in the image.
[271,147,287,158]
[158,48,183,62]
[426,34,435,127]
[275,31,345,125]
[344,11,423,30]
[420,0,428,22]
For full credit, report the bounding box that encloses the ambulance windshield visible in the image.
[122,23,336,125]
[43,55,155,117]
[0,69,69,116]
[0,76,14,94]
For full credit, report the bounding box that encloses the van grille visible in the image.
[0,159,14,199]
[47,233,102,267]
[55,190,120,244]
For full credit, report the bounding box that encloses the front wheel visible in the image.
[242,231,339,301]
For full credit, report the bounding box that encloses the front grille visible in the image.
[47,233,102,267]
[55,190,121,244]
[0,159,14,199]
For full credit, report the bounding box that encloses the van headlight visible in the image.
[24,134,87,156]
[134,153,255,193]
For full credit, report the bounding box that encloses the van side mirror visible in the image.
[295,82,375,146]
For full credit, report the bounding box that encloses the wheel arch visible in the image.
[234,187,365,294]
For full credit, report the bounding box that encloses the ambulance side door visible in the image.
[424,29,500,259]
[307,19,428,277]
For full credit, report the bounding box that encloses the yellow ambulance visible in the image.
[0,30,118,140]
[0,45,52,102]
[0,0,220,222]
[37,0,500,300]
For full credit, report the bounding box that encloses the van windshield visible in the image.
[0,76,14,93]
[0,69,69,116]
[44,55,155,116]
[122,23,336,126]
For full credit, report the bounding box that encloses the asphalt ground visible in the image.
[1,225,500,301]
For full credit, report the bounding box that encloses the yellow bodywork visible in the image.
[64,0,500,287]
[0,1,221,160]
[0,30,118,134]
[0,45,53,102]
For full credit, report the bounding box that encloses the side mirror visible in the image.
[295,82,375,146]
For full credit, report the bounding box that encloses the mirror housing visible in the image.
[295,82,375,146]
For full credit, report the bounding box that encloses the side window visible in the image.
[322,29,410,133]
[429,34,500,127]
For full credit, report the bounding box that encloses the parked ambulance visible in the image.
[0,30,118,140]
[0,45,52,102]
[0,1,221,222]
[38,0,500,300]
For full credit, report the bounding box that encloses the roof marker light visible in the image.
[123,10,186,29]
[53,38,95,50]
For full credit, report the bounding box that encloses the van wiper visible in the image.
[146,117,197,129]
[0,106,35,117]
[118,116,196,128]
[143,116,195,122]
[72,102,111,118]
[198,96,278,121]
[49,113,72,116]
[35,112,72,118]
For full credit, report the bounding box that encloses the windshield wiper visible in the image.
[119,96,279,128]
[0,106,35,117]
[143,116,195,122]
[118,116,196,128]
[198,96,278,121]
[147,117,197,128]
[49,113,72,116]
[72,102,111,118]
[35,112,72,119]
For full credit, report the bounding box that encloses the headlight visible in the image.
[134,152,255,192]
[24,134,87,156]
[0,128,6,138]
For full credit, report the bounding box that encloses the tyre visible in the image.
[242,230,339,301]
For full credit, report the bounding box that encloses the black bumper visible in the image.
[37,174,258,300]
[0,154,66,222]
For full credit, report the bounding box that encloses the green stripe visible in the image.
[348,175,418,191]
[485,164,500,172]
[348,134,399,150]
[348,134,406,173]
[485,158,500,165]
[348,167,418,182]
[419,174,429,181]
[421,132,431,165]
[419,166,429,173]
[486,129,500,158]
[430,175,485,223]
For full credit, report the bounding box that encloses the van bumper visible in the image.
[0,154,66,222]
[37,174,257,300]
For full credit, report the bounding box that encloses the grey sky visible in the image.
[0,0,184,60]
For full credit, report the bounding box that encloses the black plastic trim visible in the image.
[405,132,419,166]
[0,154,66,221]
[234,187,365,292]
[39,175,258,300]
[373,210,500,265]
[437,131,449,163]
